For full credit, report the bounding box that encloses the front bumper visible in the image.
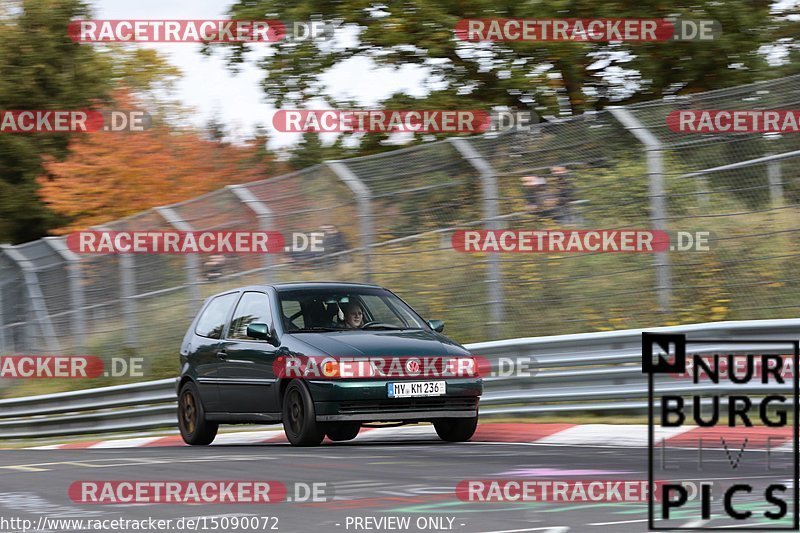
[307,378,482,422]
[317,409,477,422]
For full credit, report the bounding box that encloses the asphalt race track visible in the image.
[0,431,795,533]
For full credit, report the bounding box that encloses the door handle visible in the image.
[217,350,228,360]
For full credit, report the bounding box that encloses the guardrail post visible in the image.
[328,161,374,281]
[449,137,505,339]
[0,245,60,353]
[155,206,202,318]
[43,237,86,354]
[227,184,274,283]
[609,107,672,313]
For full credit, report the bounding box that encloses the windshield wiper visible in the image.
[361,324,405,330]
[292,327,342,332]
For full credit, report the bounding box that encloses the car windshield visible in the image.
[277,287,427,332]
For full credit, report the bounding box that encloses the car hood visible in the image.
[290,329,468,358]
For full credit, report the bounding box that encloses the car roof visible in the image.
[272,281,383,290]
[209,281,385,298]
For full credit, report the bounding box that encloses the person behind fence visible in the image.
[521,175,560,218]
[521,175,547,211]
[550,165,578,224]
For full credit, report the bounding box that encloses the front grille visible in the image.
[338,397,478,415]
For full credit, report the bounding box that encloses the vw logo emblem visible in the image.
[405,358,420,374]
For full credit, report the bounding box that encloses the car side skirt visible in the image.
[205,412,281,423]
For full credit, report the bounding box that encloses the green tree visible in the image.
[227,0,789,117]
[0,0,113,243]
[288,131,327,170]
[288,130,362,170]
[108,47,185,125]
[0,2,199,243]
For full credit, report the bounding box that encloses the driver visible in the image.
[341,301,364,328]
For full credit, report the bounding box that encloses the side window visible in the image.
[229,292,273,340]
[195,293,238,339]
[281,300,304,330]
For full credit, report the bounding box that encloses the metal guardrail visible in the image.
[1,318,798,439]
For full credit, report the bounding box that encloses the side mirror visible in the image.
[428,319,445,333]
[247,323,272,341]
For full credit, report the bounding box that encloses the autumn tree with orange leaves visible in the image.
[37,105,281,234]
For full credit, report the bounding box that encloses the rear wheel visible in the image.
[325,422,361,442]
[282,380,325,446]
[178,381,218,445]
[433,415,478,442]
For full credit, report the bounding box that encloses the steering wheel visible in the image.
[360,321,380,328]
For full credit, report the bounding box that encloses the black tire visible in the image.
[282,380,325,446]
[433,415,478,442]
[325,422,361,442]
[178,381,218,445]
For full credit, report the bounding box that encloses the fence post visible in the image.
[767,157,784,207]
[118,250,138,349]
[227,184,274,283]
[327,161,374,281]
[0,273,5,354]
[449,137,505,339]
[43,237,86,354]
[0,245,61,353]
[609,107,671,313]
[155,206,202,318]
[0,252,11,353]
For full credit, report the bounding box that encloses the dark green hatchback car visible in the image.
[177,282,482,446]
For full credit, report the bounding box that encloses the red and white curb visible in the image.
[23,423,794,450]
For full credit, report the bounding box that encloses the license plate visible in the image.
[387,381,446,398]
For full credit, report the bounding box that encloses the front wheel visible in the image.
[178,381,218,445]
[282,380,325,446]
[433,416,478,442]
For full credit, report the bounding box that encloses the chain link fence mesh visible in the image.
[2,74,800,393]
[624,76,800,325]
[338,141,490,341]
